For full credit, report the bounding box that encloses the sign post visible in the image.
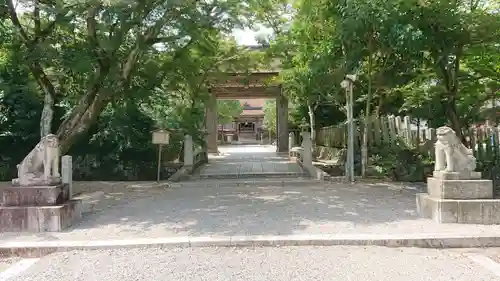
[152,130,170,182]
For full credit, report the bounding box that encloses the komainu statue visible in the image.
[434,126,476,173]
[12,134,61,186]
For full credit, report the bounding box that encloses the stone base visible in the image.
[0,200,82,232]
[11,177,62,187]
[432,170,482,180]
[416,193,500,224]
[1,184,69,206]
[427,178,493,199]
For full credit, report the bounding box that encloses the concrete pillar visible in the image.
[184,134,193,166]
[403,116,411,144]
[61,155,73,199]
[289,132,295,151]
[276,91,289,152]
[301,132,313,167]
[205,93,217,153]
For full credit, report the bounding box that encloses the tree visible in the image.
[5,0,254,153]
[217,100,243,125]
[397,0,500,141]
[263,99,277,134]
[262,0,499,180]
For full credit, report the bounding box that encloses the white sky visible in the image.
[233,27,273,45]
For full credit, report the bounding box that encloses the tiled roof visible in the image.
[239,98,266,107]
[241,109,264,116]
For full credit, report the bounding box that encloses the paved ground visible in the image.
[2,179,500,242]
[1,144,500,243]
[3,145,500,279]
[197,145,305,178]
[0,258,20,272]
[3,247,500,281]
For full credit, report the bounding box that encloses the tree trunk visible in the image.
[7,0,61,139]
[439,47,466,146]
[307,101,315,142]
[375,93,383,117]
[362,37,374,178]
[443,100,467,145]
[40,92,54,137]
[56,64,111,154]
[416,118,421,148]
[57,92,109,154]
[29,62,59,138]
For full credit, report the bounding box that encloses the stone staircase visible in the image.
[189,144,310,181]
[195,170,309,180]
[171,177,323,188]
[191,157,309,181]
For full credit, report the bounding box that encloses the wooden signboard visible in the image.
[152,130,170,182]
[152,130,170,144]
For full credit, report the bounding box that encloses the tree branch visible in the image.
[451,47,462,95]
[6,0,30,42]
[121,4,182,83]
[87,4,107,67]
[34,0,41,35]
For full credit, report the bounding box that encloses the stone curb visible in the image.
[168,178,324,188]
[2,234,500,257]
[198,172,308,180]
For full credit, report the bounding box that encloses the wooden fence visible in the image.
[316,115,500,163]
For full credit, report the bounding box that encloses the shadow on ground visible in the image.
[64,181,424,237]
[2,180,500,241]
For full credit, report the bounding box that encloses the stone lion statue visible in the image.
[434,126,476,173]
[12,134,61,186]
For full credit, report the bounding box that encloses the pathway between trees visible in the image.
[194,145,307,179]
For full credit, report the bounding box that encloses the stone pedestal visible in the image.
[416,173,500,224]
[0,184,82,232]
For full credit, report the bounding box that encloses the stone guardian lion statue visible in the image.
[434,126,476,173]
[12,134,61,186]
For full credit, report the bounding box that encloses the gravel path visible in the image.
[9,246,500,281]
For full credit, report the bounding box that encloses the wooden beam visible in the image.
[213,85,280,98]
[210,72,279,87]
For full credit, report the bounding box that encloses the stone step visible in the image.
[170,177,325,188]
[197,172,308,180]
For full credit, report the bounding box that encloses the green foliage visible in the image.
[262,0,500,134]
[217,100,243,124]
[67,103,163,180]
[368,139,434,182]
[256,0,500,180]
[2,0,499,183]
[0,0,266,153]
[0,0,271,180]
[263,99,277,133]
